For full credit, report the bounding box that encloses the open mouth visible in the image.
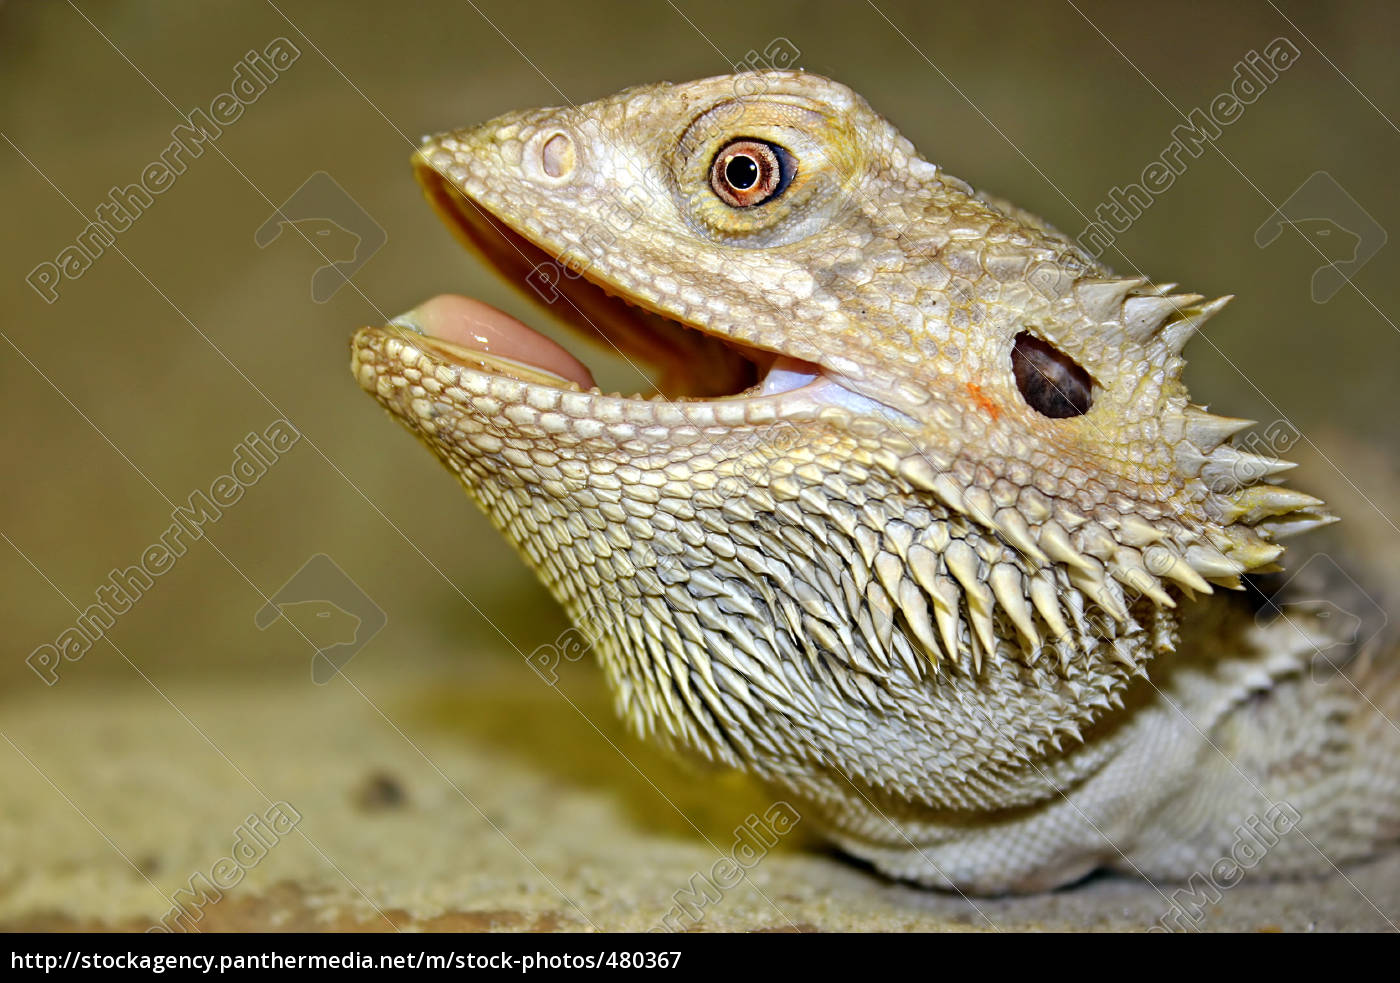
[381,159,824,404]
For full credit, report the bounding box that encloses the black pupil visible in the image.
[725,154,760,190]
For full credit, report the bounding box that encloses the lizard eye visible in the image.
[1012,333,1094,418]
[710,139,794,208]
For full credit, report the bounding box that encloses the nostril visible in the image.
[540,132,575,178]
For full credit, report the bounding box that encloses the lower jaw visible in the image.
[352,323,910,440]
[382,292,830,404]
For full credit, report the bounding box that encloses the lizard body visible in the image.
[351,72,1400,893]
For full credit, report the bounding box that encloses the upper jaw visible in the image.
[409,149,763,401]
[412,95,906,374]
[347,66,956,447]
[349,111,918,432]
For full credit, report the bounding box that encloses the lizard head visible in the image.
[352,71,1332,774]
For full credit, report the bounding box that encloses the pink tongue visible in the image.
[397,294,595,389]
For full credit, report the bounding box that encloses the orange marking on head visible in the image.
[966,382,1000,420]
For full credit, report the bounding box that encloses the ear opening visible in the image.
[1011,332,1094,418]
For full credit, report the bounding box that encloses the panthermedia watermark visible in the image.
[25,38,301,303]
[1253,552,1389,682]
[254,171,386,302]
[1078,37,1301,259]
[150,801,302,933]
[1148,802,1301,932]
[1255,171,1387,303]
[255,553,386,683]
[654,801,801,932]
[25,420,301,685]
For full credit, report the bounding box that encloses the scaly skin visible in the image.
[351,72,1399,893]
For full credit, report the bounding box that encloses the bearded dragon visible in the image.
[351,71,1399,894]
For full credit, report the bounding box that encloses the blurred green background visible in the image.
[3,0,1396,690]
